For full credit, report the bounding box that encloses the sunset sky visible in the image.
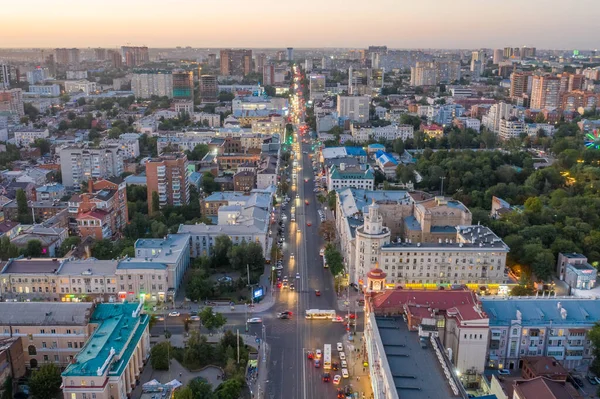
[2,0,598,49]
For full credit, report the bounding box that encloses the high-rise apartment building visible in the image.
[493,49,504,64]
[263,64,275,86]
[207,53,217,67]
[220,49,252,76]
[410,62,438,86]
[108,50,123,68]
[337,95,369,123]
[131,71,173,98]
[26,67,47,84]
[510,71,532,98]
[55,48,80,65]
[0,64,10,89]
[470,50,485,76]
[503,47,513,59]
[482,101,514,133]
[521,46,536,58]
[436,61,461,83]
[145,153,190,213]
[172,69,194,99]
[255,53,266,73]
[199,75,218,103]
[59,145,124,188]
[531,75,561,110]
[121,46,149,67]
[94,48,106,61]
[559,73,584,92]
[0,88,24,117]
[286,47,294,61]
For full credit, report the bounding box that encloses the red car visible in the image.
[307,351,314,360]
[305,200,309,205]
[306,222,312,226]
[322,372,331,382]
[315,290,321,296]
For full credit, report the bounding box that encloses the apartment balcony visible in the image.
[566,344,585,351]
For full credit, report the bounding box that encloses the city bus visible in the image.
[305,309,336,320]
[323,344,332,370]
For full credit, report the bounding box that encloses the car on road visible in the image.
[168,312,180,317]
[333,375,341,385]
[296,272,300,279]
[290,283,295,290]
[247,317,263,324]
[189,315,200,321]
[332,316,344,323]
[332,362,339,371]
[156,316,164,321]
[290,253,294,259]
[305,200,309,205]
[314,359,321,368]
[497,369,510,375]
[315,290,321,296]
[587,375,598,385]
[282,281,288,288]
[315,349,322,359]
[337,342,343,352]
[277,313,290,319]
[275,265,284,270]
[306,221,312,226]
[341,369,349,378]
[341,360,347,368]
[339,352,346,360]
[307,351,314,360]
[337,389,345,399]
[320,248,325,256]
[322,372,331,382]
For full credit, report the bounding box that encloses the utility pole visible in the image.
[237,329,240,364]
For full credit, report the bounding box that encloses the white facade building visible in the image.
[351,124,414,143]
[14,128,50,147]
[28,84,61,96]
[64,80,97,95]
[131,72,173,99]
[498,119,525,140]
[193,112,221,127]
[482,102,515,133]
[59,145,124,188]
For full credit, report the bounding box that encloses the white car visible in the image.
[247,317,263,324]
[337,342,343,352]
[341,360,348,368]
[168,311,180,317]
[189,315,200,321]
[296,273,300,279]
[339,352,346,360]
[333,375,341,385]
[342,368,349,378]
[315,349,322,359]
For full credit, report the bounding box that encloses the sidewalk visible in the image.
[344,333,373,399]
[336,289,365,313]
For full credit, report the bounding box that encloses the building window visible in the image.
[28,345,37,355]
[43,355,48,361]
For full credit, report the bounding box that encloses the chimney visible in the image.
[88,179,94,193]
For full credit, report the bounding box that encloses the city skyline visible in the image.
[2,0,598,49]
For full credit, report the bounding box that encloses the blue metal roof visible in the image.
[117,260,167,270]
[482,298,600,327]
[345,146,367,156]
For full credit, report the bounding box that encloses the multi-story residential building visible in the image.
[131,71,173,99]
[61,303,150,399]
[498,119,525,140]
[233,170,255,192]
[172,69,194,100]
[193,112,221,127]
[3,199,67,224]
[59,145,124,188]
[453,117,481,132]
[482,102,515,133]
[26,67,48,85]
[556,252,596,291]
[145,153,190,213]
[337,95,369,123]
[0,64,11,89]
[199,75,218,103]
[309,74,326,100]
[232,96,287,114]
[482,297,600,371]
[422,124,444,138]
[350,124,414,143]
[55,48,80,65]
[220,49,252,76]
[0,302,95,370]
[327,164,375,191]
[28,84,61,96]
[256,156,278,189]
[531,75,561,110]
[411,62,438,86]
[102,133,140,159]
[13,128,49,147]
[121,46,149,67]
[524,123,555,137]
[0,88,24,117]
[262,64,275,86]
[180,189,272,257]
[560,90,600,112]
[64,80,97,96]
[66,71,88,80]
